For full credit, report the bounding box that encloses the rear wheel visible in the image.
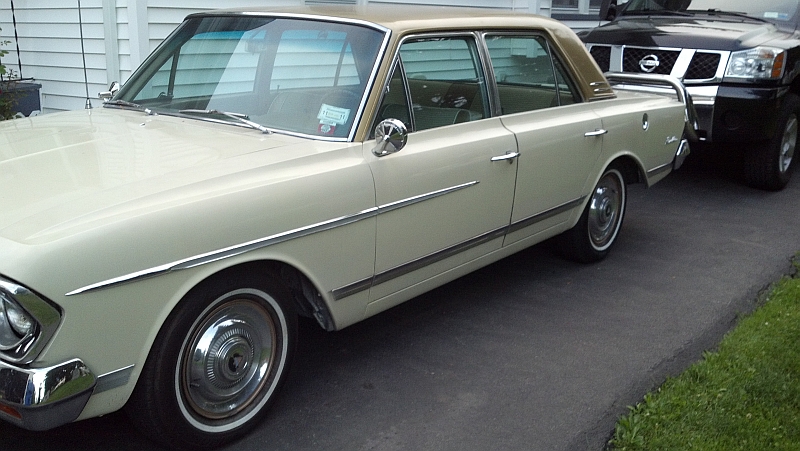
[562,166,627,263]
[744,93,799,191]
[126,271,296,450]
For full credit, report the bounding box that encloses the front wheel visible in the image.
[561,167,627,263]
[744,93,799,191]
[126,272,297,450]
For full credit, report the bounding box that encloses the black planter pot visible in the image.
[1,81,42,117]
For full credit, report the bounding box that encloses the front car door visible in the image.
[366,34,518,312]
[484,34,605,246]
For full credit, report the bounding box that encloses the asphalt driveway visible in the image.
[4,154,800,451]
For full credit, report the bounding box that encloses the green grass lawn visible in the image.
[609,265,800,451]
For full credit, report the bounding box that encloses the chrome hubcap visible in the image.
[180,296,277,421]
[588,171,624,251]
[779,114,797,174]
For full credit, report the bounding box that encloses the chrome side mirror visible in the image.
[98,81,120,103]
[373,118,408,157]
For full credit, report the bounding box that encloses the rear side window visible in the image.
[485,35,581,115]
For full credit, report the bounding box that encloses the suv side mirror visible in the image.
[599,0,618,21]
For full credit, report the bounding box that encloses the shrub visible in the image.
[0,28,21,120]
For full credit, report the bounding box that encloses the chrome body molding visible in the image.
[0,358,96,431]
[507,197,585,235]
[331,196,585,300]
[331,226,506,301]
[66,181,480,297]
[94,365,135,395]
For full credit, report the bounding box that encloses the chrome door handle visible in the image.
[584,129,608,137]
[491,151,520,163]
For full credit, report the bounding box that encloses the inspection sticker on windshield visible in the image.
[764,12,790,20]
[318,104,350,125]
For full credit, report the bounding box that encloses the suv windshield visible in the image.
[621,0,800,24]
[114,16,386,139]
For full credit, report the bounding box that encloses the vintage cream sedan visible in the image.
[0,5,694,449]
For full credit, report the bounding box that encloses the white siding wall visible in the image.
[0,0,553,114]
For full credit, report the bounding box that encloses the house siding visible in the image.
[0,0,597,114]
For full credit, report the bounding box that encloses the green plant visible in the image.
[0,28,21,120]
[608,269,800,451]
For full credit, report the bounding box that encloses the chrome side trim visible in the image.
[378,181,479,215]
[330,195,585,300]
[373,227,506,287]
[507,197,585,235]
[647,161,673,178]
[330,277,374,301]
[331,226,506,301]
[93,365,135,395]
[66,181,479,296]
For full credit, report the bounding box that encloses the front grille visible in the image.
[685,52,721,80]
[622,48,679,75]
[589,46,612,72]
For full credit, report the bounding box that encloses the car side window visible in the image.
[485,35,581,115]
[397,36,489,131]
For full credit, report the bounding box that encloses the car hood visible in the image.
[0,108,336,245]
[582,17,796,51]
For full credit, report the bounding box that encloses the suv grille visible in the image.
[622,48,679,75]
[685,52,721,80]
[589,46,612,72]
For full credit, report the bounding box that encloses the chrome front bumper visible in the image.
[0,358,96,431]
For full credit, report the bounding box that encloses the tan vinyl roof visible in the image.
[193,4,571,37]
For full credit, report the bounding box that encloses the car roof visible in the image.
[187,4,567,35]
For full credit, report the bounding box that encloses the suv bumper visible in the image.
[0,358,96,431]
[686,85,783,144]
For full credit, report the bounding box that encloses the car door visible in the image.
[484,34,605,246]
[366,34,518,307]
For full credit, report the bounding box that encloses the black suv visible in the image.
[581,0,800,190]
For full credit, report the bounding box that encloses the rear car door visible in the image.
[485,34,605,245]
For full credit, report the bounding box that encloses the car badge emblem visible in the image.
[639,54,660,73]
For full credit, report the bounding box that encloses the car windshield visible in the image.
[114,15,386,139]
[621,0,800,24]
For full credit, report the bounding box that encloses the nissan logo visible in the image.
[639,54,660,72]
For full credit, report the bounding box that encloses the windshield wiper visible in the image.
[104,99,154,115]
[178,109,273,134]
[688,9,769,23]
[623,9,692,17]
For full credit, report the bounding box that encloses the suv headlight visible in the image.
[0,277,62,364]
[725,47,786,80]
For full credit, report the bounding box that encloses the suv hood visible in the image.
[582,17,795,50]
[0,108,337,244]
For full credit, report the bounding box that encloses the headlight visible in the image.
[0,290,35,350]
[725,47,785,80]
[0,277,62,363]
